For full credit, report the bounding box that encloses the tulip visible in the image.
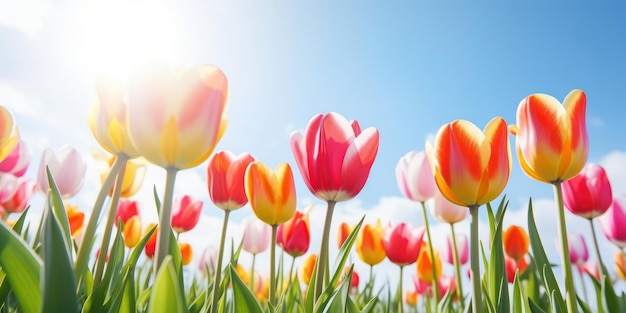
[404,290,419,307]
[383,222,424,310]
[356,219,386,268]
[290,112,379,299]
[143,223,158,258]
[198,246,218,277]
[615,252,626,281]
[300,254,317,285]
[426,117,511,313]
[66,203,85,238]
[581,262,601,282]
[0,175,36,214]
[93,151,146,199]
[0,140,30,177]
[416,244,443,283]
[123,215,141,248]
[115,199,140,226]
[171,195,203,233]
[37,146,86,199]
[0,106,19,163]
[444,234,469,266]
[337,222,351,249]
[207,151,255,211]
[179,242,193,266]
[598,195,626,249]
[503,225,530,261]
[242,215,271,255]
[279,210,310,258]
[505,255,528,283]
[568,233,589,267]
[415,275,457,300]
[430,188,468,224]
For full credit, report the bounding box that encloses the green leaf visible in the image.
[603,274,620,312]
[229,264,263,313]
[147,256,187,313]
[512,271,531,313]
[486,198,508,312]
[11,207,29,235]
[576,295,593,313]
[320,267,351,313]
[46,166,73,259]
[529,298,548,313]
[41,198,79,313]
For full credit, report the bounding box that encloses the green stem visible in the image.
[289,255,296,284]
[578,266,589,305]
[93,159,128,285]
[369,265,373,283]
[588,218,606,280]
[398,265,404,313]
[250,253,256,293]
[154,167,178,273]
[420,201,440,305]
[270,225,278,307]
[74,154,128,282]
[314,200,336,300]
[210,209,231,313]
[449,223,465,311]
[469,204,483,313]
[553,182,579,313]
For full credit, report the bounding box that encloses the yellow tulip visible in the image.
[0,106,19,163]
[122,215,141,248]
[93,150,146,198]
[356,219,386,266]
[244,161,296,226]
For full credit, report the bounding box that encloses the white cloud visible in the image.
[0,0,50,37]
[0,82,41,118]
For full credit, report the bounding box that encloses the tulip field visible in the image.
[0,56,624,313]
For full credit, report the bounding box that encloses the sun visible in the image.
[80,0,184,82]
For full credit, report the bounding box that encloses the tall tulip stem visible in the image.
[469,204,482,313]
[211,209,231,313]
[588,218,606,280]
[398,265,404,313]
[578,267,589,304]
[250,253,256,293]
[154,167,179,273]
[450,223,465,311]
[314,200,336,300]
[94,159,127,285]
[75,154,128,283]
[553,182,579,313]
[270,225,278,307]
[420,201,439,305]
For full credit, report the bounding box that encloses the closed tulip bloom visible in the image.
[356,219,386,266]
[510,89,588,183]
[581,262,600,281]
[0,106,19,163]
[337,222,351,249]
[279,210,310,257]
[404,290,419,306]
[290,112,379,202]
[426,117,511,207]
[115,199,140,226]
[93,151,146,198]
[300,254,317,285]
[503,225,530,261]
[444,233,469,265]
[127,62,228,170]
[241,215,271,255]
[598,196,626,249]
[382,223,425,266]
[123,215,141,248]
[396,151,436,202]
[568,233,589,266]
[562,163,613,219]
[179,242,193,265]
[615,252,626,281]
[88,74,140,157]
[0,140,30,177]
[198,246,218,277]
[207,151,255,211]
[245,161,296,226]
[0,175,36,214]
[505,255,528,283]
[171,195,203,233]
[144,223,158,258]
[430,188,468,224]
[66,203,85,238]
[37,146,86,199]
[416,244,443,283]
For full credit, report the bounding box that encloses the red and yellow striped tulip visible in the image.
[123,215,141,248]
[244,161,296,226]
[207,151,255,211]
[0,106,19,163]
[356,219,386,266]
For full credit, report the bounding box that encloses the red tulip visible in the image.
[207,151,255,211]
[562,163,613,219]
[382,222,425,266]
[171,195,203,233]
[115,199,140,226]
[278,210,310,257]
[290,112,379,202]
[337,222,351,249]
[144,223,158,258]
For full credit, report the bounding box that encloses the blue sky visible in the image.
[1,0,626,296]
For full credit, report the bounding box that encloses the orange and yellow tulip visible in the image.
[510,89,588,183]
[0,106,19,163]
[426,117,511,207]
[179,242,193,265]
[93,151,146,198]
[615,252,626,281]
[337,222,351,249]
[416,244,443,283]
[355,219,386,266]
[300,254,317,285]
[66,203,85,238]
[503,225,530,261]
[122,215,141,248]
[244,161,296,226]
[143,223,158,258]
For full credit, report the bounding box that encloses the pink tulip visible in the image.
[382,222,425,266]
[0,174,36,214]
[443,233,469,266]
[414,275,456,299]
[241,215,271,255]
[115,199,141,226]
[290,112,379,202]
[198,246,219,276]
[396,151,436,203]
[567,233,589,266]
[207,151,255,211]
[171,195,203,233]
[562,163,613,219]
[430,187,468,224]
[37,146,86,199]
[598,195,626,249]
[581,261,601,281]
[0,140,31,177]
